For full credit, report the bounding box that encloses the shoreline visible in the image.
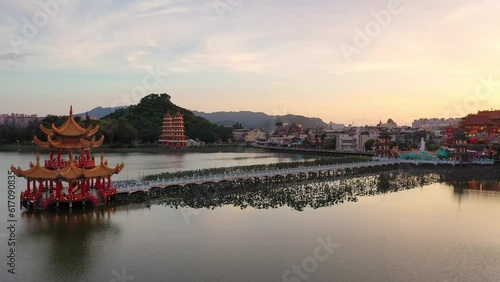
[249,144,374,157]
[0,144,256,154]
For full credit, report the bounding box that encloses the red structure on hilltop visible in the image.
[10,106,124,209]
[159,110,188,147]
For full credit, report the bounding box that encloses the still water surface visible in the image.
[1,151,500,281]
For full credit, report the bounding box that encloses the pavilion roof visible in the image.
[39,106,100,138]
[84,153,125,178]
[33,135,104,150]
[10,154,58,180]
[10,152,124,181]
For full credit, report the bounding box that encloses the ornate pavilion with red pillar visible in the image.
[11,106,124,209]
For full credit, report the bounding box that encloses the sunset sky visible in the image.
[1,0,500,125]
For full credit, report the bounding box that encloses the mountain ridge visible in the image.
[192,110,332,129]
[76,106,128,119]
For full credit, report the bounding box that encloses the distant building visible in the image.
[0,113,40,127]
[187,139,205,147]
[459,114,498,144]
[376,131,393,157]
[245,129,267,143]
[233,129,248,143]
[329,122,345,130]
[335,133,358,152]
[412,118,460,130]
[159,110,188,147]
[442,126,459,147]
[377,118,398,130]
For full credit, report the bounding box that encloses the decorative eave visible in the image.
[10,153,58,180]
[40,124,54,136]
[45,135,104,150]
[91,135,105,148]
[86,125,100,137]
[33,136,50,148]
[57,156,84,180]
[85,152,124,178]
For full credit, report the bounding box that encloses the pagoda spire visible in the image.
[70,105,73,117]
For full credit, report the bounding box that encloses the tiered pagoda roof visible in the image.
[36,106,103,150]
[34,135,104,149]
[10,153,124,181]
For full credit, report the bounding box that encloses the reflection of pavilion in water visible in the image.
[20,208,120,280]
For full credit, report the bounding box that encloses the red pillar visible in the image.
[27,180,31,193]
[56,182,61,198]
[81,150,84,166]
[108,176,111,189]
[81,180,86,195]
[39,181,44,193]
[50,150,53,160]
[87,150,91,161]
[57,150,61,163]
[69,181,73,195]
[97,178,101,190]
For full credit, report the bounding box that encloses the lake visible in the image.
[0,150,500,282]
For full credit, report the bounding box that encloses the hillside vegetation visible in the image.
[102,94,233,144]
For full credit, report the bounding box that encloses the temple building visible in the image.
[458,110,500,144]
[376,131,392,157]
[10,106,124,209]
[158,110,188,147]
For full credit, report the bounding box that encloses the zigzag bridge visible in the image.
[114,158,486,195]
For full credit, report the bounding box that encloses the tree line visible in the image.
[0,94,233,145]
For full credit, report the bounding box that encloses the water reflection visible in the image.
[159,170,442,211]
[20,209,120,280]
[157,167,500,212]
[448,180,500,192]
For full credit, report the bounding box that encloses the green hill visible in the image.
[103,94,232,144]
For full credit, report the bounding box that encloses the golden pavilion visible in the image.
[10,106,124,209]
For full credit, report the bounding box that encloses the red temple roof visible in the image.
[461,115,493,125]
[477,110,500,120]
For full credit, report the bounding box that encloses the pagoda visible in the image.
[10,106,124,209]
[158,110,188,147]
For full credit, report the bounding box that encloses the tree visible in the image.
[233,122,243,129]
[396,142,409,151]
[364,139,376,151]
[323,138,336,150]
[199,130,216,143]
[116,119,137,144]
[320,133,326,148]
